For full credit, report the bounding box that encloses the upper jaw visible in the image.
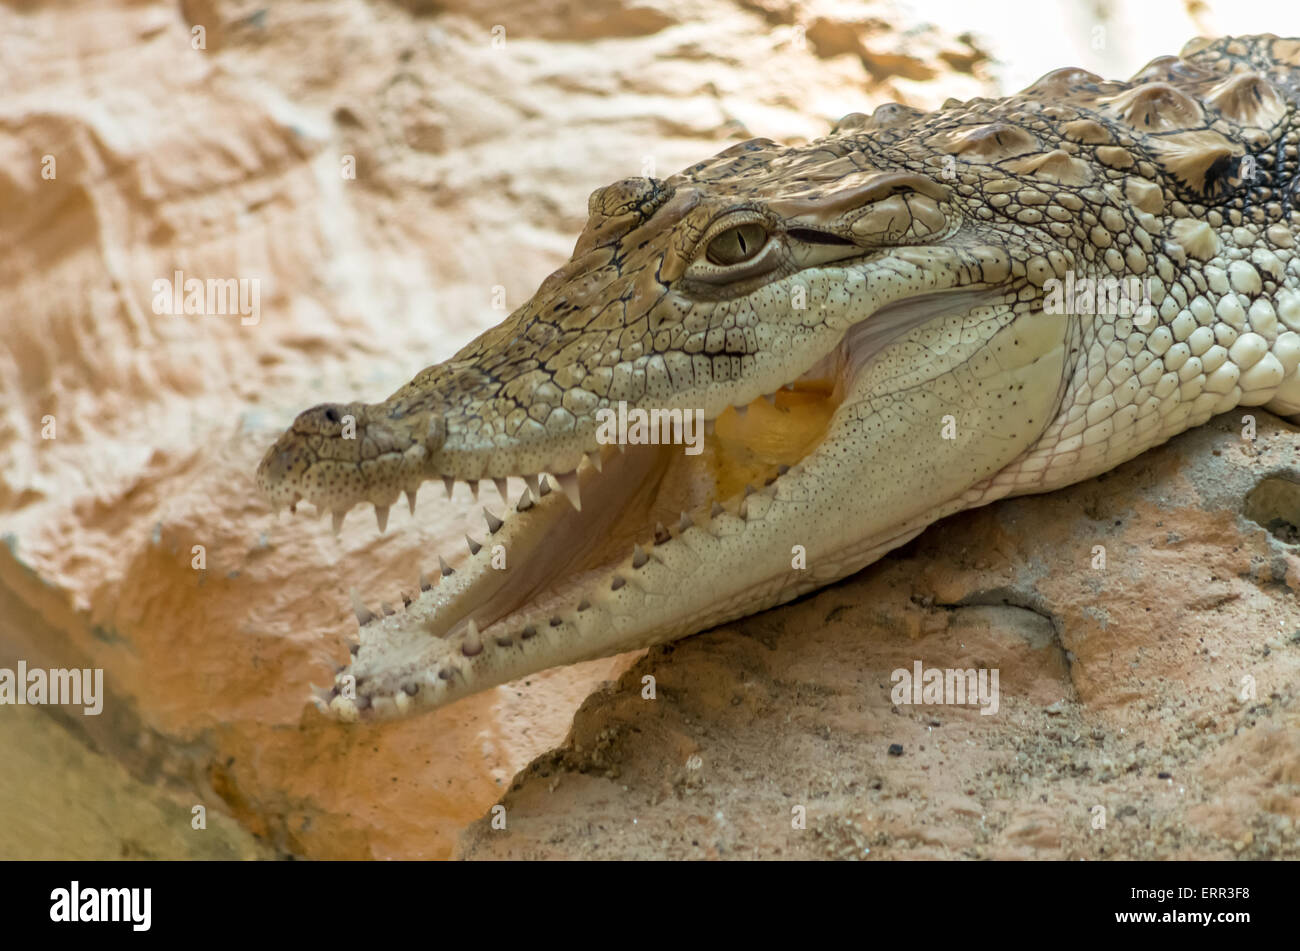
[255,232,1018,532]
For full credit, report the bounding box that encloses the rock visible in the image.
[0,0,993,859]
[458,413,1300,859]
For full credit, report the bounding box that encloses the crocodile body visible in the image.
[257,35,1300,721]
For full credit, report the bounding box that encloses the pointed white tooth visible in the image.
[586,451,602,473]
[332,510,346,535]
[484,508,503,533]
[419,572,433,592]
[556,471,581,510]
[762,392,776,404]
[406,488,418,515]
[374,504,390,533]
[494,477,510,505]
[468,479,479,501]
[632,544,648,568]
[678,512,692,533]
[466,535,482,556]
[463,618,483,656]
[516,487,534,512]
[538,475,552,497]
[733,404,748,417]
[443,475,455,499]
[439,555,454,577]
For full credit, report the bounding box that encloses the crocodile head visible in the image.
[257,35,1300,720]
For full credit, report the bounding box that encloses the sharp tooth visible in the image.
[586,451,602,473]
[537,476,552,497]
[653,522,670,545]
[349,589,377,626]
[381,601,395,616]
[332,510,347,535]
[494,477,510,505]
[443,475,456,499]
[440,555,454,577]
[763,392,776,404]
[468,480,480,501]
[516,487,534,512]
[406,488,418,515]
[577,599,590,611]
[738,498,749,519]
[527,474,543,497]
[711,502,725,518]
[556,471,581,510]
[783,382,796,391]
[374,504,390,533]
[462,619,483,656]
[734,404,748,417]
[419,572,433,592]
[466,535,482,556]
[484,508,503,534]
[611,575,626,591]
[678,512,692,533]
[632,544,649,568]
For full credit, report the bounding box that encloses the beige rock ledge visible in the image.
[458,412,1300,860]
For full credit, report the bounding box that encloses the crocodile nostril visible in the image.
[1244,476,1300,545]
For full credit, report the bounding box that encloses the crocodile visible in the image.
[257,34,1300,722]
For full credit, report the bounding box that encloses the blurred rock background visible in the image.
[0,0,1297,859]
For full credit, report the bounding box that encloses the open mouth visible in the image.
[279,284,1006,716]
[416,373,839,638]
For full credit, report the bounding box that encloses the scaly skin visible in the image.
[258,35,1300,722]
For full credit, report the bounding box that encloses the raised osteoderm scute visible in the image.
[255,35,1300,722]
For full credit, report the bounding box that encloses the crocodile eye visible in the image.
[705,223,768,266]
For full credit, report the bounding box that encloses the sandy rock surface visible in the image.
[0,0,994,858]
[459,413,1300,859]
